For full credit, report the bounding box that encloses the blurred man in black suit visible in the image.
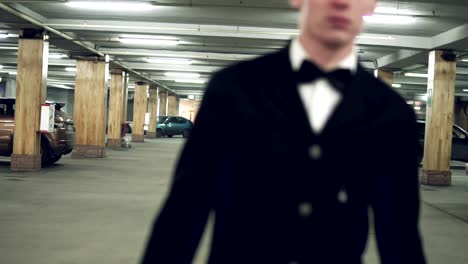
[142,0,426,263]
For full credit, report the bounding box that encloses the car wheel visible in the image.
[183,129,190,138]
[40,139,52,166]
[50,154,62,164]
[156,128,163,138]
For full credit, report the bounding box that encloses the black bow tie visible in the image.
[296,60,353,93]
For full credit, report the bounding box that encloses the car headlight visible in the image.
[54,122,64,128]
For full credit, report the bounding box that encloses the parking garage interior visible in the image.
[1,0,468,263]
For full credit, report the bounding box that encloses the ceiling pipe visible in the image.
[0,2,176,94]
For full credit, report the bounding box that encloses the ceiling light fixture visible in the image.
[145,58,192,65]
[404,73,428,78]
[65,67,77,72]
[0,33,18,39]
[392,84,402,88]
[165,72,201,78]
[119,38,179,46]
[463,89,468,92]
[363,14,416,24]
[49,54,67,59]
[357,34,395,40]
[174,79,206,84]
[66,1,155,12]
[414,106,421,110]
[0,65,3,69]
[49,84,72,89]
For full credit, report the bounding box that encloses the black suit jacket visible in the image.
[141,47,426,264]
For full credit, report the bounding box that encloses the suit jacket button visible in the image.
[308,144,322,160]
[298,202,313,217]
[338,189,348,203]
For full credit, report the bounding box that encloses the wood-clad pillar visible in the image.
[376,69,394,87]
[72,57,109,158]
[167,94,178,116]
[107,69,125,149]
[122,72,129,122]
[147,85,158,139]
[158,90,168,116]
[11,29,48,172]
[132,81,148,142]
[422,50,456,186]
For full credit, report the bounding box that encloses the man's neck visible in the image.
[299,35,354,71]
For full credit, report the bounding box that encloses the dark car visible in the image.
[156,116,193,138]
[417,120,468,163]
[0,98,75,165]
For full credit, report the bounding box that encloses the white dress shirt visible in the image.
[289,39,358,134]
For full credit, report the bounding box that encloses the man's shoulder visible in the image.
[358,70,415,122]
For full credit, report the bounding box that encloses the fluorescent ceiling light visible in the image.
[120,34,177,40]
[404,73,428,78]
[461,59,468,62]
[363,15,416,24]
[165,72,201,78]
[146,58,192,65]
[0,77,2,82]
[119,38,179,46]
[0,46,18,50]
[66,1,155,11]
[392,84,402,88]
[357,34,394,40]
[414,106,421,110]
[0,65,3,69]
[65,67,77,72]
[49,54,67,59]
[49,84,72,89]
[0,33,18,39]
[463,89,468,92]
[174,79,206,84]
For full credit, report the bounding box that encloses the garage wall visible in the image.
[46,87,74,117]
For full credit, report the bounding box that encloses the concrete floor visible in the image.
[1,138,468,264]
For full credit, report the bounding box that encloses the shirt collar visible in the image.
[289,38,358,73]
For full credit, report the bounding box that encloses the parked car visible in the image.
[417,120,468,163]
[0,98,75,166]
[156,116,193,138]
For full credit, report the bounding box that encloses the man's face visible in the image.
[290,0,376,48]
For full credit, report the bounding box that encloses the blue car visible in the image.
[156,116,193,138]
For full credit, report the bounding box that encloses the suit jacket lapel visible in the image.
[321,65,368,134]
[272,47,314,139]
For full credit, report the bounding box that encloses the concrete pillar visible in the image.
[72,57,109,158]
[454,100,468,132]
[6,78,16,98]
[107,69,125,149]
[147,86,158,139]
[11,29,48,172]
[167,94,178,116]
[158,90,168,116]
[376,69,394,87]
[132,81,148,142]
[422,50,456,186]
[122,72,129,122]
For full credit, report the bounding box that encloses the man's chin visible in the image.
[322,35,352,49]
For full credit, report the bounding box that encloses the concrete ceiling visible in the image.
[1,0,468,99]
